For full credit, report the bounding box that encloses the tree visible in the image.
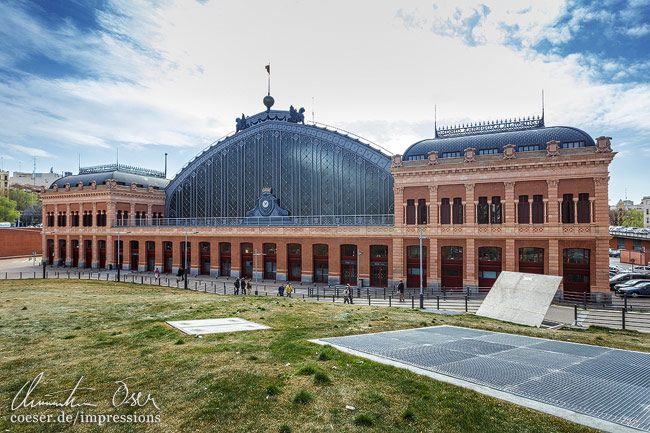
[0,197,19,223]
[9,189,39,212]
[622,209,643,228]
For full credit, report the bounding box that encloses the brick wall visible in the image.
[0,228,42,257]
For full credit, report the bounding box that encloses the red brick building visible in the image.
[41,99,615,299]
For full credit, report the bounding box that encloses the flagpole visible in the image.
[267,62,271,96]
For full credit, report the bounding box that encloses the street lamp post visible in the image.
[184,230,199,290]
[116,231,131,282]
[253,248,266,295]
[419,229,430,309]
[357,250,364,297]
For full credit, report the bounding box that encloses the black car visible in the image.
[609,273,650,290]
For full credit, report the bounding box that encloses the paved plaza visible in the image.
[314,325,650,433]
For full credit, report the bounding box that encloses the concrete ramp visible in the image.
[476,271,562,327]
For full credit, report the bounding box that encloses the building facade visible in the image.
[41,99,615,298]
[0,170,8,197]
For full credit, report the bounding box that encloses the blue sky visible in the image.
[0,0,649,203]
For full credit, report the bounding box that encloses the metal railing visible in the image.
[112,214,395,228]
[3,269,650,332]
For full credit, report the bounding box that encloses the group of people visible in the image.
[277,282,293,297]
[233,277,253,295]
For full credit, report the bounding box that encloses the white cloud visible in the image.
[8,144,54,158]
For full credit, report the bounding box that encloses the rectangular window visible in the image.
[477,196,489,225]
[452,197,463,224]
[441,151,462,158]
[417,198,427,224]
[406,199,415,225]
[562,141,586,149]
[440,198,451,225]
[518,195,530,224]
[617,238,625,250]
[532,194,544,224]
[477,148,498,155]
[518,144,541,152]
[577,193,590,223]
[562,194,574,223]
[490,196,502,224]
[633,239,642,251]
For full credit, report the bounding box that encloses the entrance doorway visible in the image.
[519,247,544,274]
[84,240,92,268]
[478,247,501,290]
[441,246,463,290]
[163,241,172,273]
[47,239,54,265]
[146,241,155,271]
[99,240,106,268]
[313,244,328,283]
[288,243,302,281]
[71,240,79,267]
[241,243,253,278]
[340,244,357,285]
[59,240,66,266]
[563,248,590,293]
[130,241,139,271]
[220,242,231,276]
[263,243,277,280]
[199,242,211,275]
[370,245,388,287]
[406,245,427,289]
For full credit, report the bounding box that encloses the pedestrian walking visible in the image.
[154,268,159,279]
[177,267,185,282]
[278,283,285,297]
[241,278,247,295]
[234,277,240,295]
[343,285,350,304]
[285,282,292,297]
[246,279,252,295]
[397,279,405,302]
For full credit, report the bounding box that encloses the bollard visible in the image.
[465,296,468,312]
[33,272,36,279]
[383,287,386,300]
[411,295,414,309]
[389,296,391,307]
[437,296,440,311]
[574,305,578,324]
[195,281,197,290]
[621,308,626,330]
[333,295,335,303]
[78,272,81,279]
[20,272,22,279]
[43,262,46,279]
[368,295,371,306]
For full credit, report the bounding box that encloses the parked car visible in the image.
[617,281,650,297]
[609,249,620,257]
[632,265,650,273]
[614,279,650,293]
[609,273,650,290]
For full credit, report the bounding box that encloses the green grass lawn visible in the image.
[1,280,648,432]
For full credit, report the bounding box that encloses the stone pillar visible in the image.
[390,237,404,288]
[66,203,71,227]
[548,238,559,277]
[107,202,116,228]
[465,184,475,226]
[504,182,515,225]
[92,202,97,227]
[542,199,549,224]
[106,234,114,269]
[155,239,164,273]
[54,204,59,227]
[394,187,404,227]
[78,234,85,268]
[593,238,610,299]
[65,234,72,266]
[147,204,153,226]
[546,180,559,224]
[415,201,420,225]
[327,241,340,285]
[129,203,136,226]
[428,237,438,289]
[573,197,579,225]
[589,198,595,223]
[92,235,98,269]
[464,238,477,290]
[504,238,516,272]
[302,242,314,283]
[276,241,287,282]
[429,185,438,226]
[210,240,219,277]
[252,241,264,281]
[53,234,60,265]
[230,241,241,279]
[189,239,198,276]
[593,177,609,226]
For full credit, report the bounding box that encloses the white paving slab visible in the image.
[166,317,270,335]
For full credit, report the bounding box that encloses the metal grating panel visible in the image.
[320,325,650,432]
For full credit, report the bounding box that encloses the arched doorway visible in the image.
[406,245,427,289]
[146,241,155,272]
[313,244,328,283]
[199,242,211,275]
[47,239,54,265]
[519,248,544,274]
[84,240,92,268]
[130,241,139,271]
[219,242,231,276]
[478,247,501,290]
[370,245,388,287]
[441,246,463,290]
[563,248,590,293]
[263,243,277,280]
[340,244,357,285]
[98,240,106,269]
[59,240,66,267]
[71,240,79,267]
[241,243,253,278]
[288,243,302,281]
[163,241,173,273]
